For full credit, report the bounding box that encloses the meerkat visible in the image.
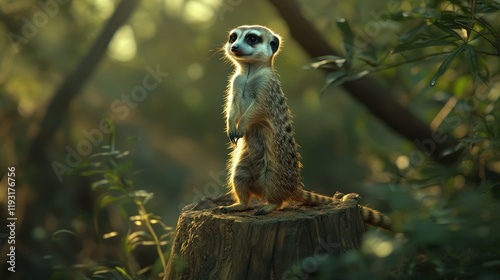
[217,25,391,230]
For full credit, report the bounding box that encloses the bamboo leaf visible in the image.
[336,19,355,65]
[306,55,346,69]
[325,71,346,84]
[330,70,370,88]
[399,21,428,43]
[114,267,133,280]
[463,44,481,81]
[321,71,346,95]
[133,190,154,205]
[91,179,110,190]
[430,45,466,86]
[394,39,457,53]
[88,150,120,159]
[434,22,465,42]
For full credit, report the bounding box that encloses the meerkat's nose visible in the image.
[231,44,239,52]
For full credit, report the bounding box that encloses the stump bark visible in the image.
[165,194,366,280]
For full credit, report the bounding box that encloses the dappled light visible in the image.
[164,0,224,27]
[395,155,409,171]
[108,24,137,62]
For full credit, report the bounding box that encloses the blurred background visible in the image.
[0,0,499,279]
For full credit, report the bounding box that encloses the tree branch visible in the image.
[14,1,139,278]
[28,0,139,159]
[268,0,462,164]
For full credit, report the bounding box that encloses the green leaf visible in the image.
[127,231,150,250]
[92,267,118,279]
[114,267,133,280]
[127,231,148,242]
[321,71,346,95]
[430,45,466,86]
[115,150,130,158]
[439,11,471,30]
[394,39,457,53]
[105,118,116,152]
[120,176,134,188]
[359,42,380,66]
[463,44,484,82]
[98,193,126,208]
[434,22,465,42]
[103,172,121,182]
[88,150,120,159]
[148,214,162,221]
[306,55,346,69]
[143,195,153,206]
[336,18,355,65]
[129,215,142,222]
[329,70,370,88]
[399,21,428,43]
[325,71,346,84]
[91,179,110,190]
[475,1,500,14]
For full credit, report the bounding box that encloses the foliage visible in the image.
[52,119,174,279]
[303,0,500,279]
[309,0,499,90]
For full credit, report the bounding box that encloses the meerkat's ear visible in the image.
[270,35,280,54]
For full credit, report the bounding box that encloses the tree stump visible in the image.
[165,194,366,280]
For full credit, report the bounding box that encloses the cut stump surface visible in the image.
[165,194,366,280]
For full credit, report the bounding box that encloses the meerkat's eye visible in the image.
[228,33,237,43]
[246,34,261,45]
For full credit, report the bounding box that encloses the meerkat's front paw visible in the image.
[228,128,244,144]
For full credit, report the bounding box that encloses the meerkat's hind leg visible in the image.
[217,186,251,213]
[216,157,255,213]
[214,192,250,213]
[219,201,250,213]
[254,203,280,215]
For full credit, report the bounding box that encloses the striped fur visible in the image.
[300,190,335,205]
[359,205,392,230]
[301,190,392,230]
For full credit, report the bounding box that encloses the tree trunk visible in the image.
[165,194,366,280]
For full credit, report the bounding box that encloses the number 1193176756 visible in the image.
[6,166,17,273]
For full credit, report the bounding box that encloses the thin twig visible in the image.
[28,0,139,159]
[137,203,168,280]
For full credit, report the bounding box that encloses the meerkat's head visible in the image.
[225,25,281,67]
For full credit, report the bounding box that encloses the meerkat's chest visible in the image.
[231,74,267,100]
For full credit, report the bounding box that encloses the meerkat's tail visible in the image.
[300,189,335,205]
[300,190,392,231]
[359,205,392,230]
